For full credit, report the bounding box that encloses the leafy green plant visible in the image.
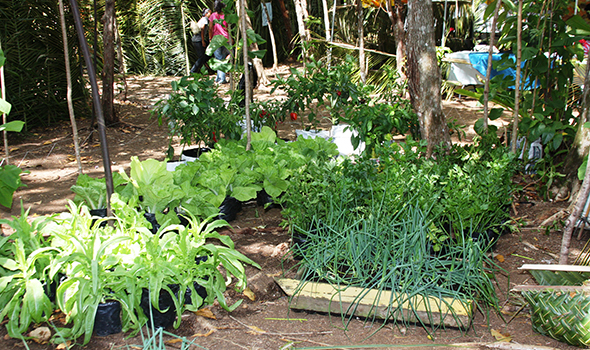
[153,76,242,153]
[122,157,184,224]
[52,202,135,344]
[271,55,371,128]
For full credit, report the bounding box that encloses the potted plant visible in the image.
[120,157,185,232]
[153,76,241,160]
[52,202,138,344]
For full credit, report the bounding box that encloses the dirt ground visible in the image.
[0,68,587,350]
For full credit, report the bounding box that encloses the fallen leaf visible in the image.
[495,254,505,263]
[191,329,215,337]
[56,341,72,349]
[491,328,512,342]
[43,141,52,145]
[122,129,131,134]
[9,147,19,152]
[195,308,216,319]
[248,325,266,333]
[165,339,183,344]
[92,143,100,147]
[243,287,256,301]
[29,326,51,343]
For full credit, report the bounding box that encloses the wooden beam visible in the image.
[519,264,590,272]
[275,278,474,329]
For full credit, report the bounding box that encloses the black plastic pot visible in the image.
[43,273,67,303]
[184,281,208,306]
[94,300,122,336]
[181,147,211,162]
[218,196,241,222]
[144,213,160,235]
[90,208,108,228]
[256,189,276,209]
[140,286,179,329]
[291,235,309,261]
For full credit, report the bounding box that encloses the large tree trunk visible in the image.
[102,0,118,125]
[276,0,294,50]
[406,0,450,156]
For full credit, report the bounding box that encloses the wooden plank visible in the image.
[512,284,590,293]
[275,278,474,329]
[519,264,590,272]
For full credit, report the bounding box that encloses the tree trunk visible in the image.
[406,0,450,156]
[276,0,294,51]
[242,1,269,86]
[559,48,590,262]
[511,0,522,153]
[357,0,365,83]
[180,2,190,76]
[59,0,82,174]
[102,0,118,125]
[385,1,406,84]
[241,0,252,151]
[294,0,308,68]
[261,1,279,71]
[322,0,331,43]
[482,0,502,131]
[0,40,8,165]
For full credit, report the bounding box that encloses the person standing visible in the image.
[209,0,231,84]
[190,8,212,74]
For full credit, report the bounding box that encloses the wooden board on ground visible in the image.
[275,278,474,329]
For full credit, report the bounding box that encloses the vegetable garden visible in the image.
[3,0,590,348]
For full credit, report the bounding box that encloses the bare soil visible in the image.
[0,69,586,350]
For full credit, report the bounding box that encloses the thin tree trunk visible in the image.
[59,0,82,174]
[511,0,522,153]
[482,0,502,131]
[327,0,337,69]
[294,0,308,69]
[394,4,406,83]
[0,40,8,165]
[406,0,450,156]
[102,0,118,125]
[241,0,252,151]
[322,0,331,43]
[115,17,128,100]
[261,1,278,72]
[276,0,294,50]
[242,1,269,85]
[181,2,190,76]
[357,0,365,83]
[560,47,590,264]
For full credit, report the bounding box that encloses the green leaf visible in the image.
[0,99,12,116]
[488,108,504,121]
[567,15,590,36]
[248,50,267,59]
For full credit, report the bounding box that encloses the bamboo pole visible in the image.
[511,0,523,153]
[58,0,83,174]
[482,0,502,131]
